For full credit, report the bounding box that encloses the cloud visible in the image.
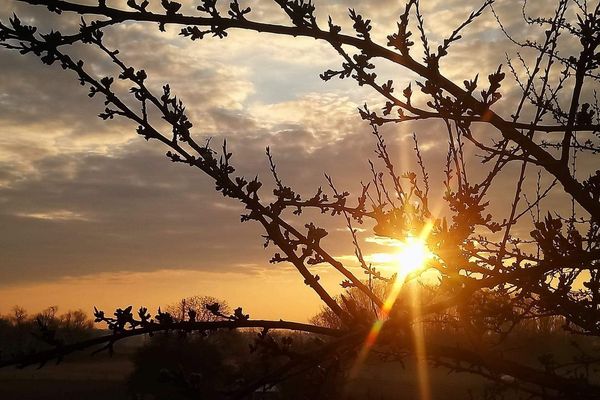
[15,209,91,221]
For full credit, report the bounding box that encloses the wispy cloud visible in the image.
[15,209,90,221]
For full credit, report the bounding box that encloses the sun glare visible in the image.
[351,231,435,388]
[394,236,432,277]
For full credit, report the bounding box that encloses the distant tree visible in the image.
[1,0,600,399]
[10,306,27,326]
[165,295,231,322]
[35,305,59,328]
[0,306,95,355]
[310,280,390,330]
[60,309,94,331]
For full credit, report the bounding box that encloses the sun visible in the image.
[394,236,432,277]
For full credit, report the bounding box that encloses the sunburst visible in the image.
[394,235,433,279]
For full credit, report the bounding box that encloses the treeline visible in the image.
[312,283,567,336]
[0,306,94,356]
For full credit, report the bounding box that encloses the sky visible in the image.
[0,0,595,322]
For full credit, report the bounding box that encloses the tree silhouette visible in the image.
[1,0,600,398]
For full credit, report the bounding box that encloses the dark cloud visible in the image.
[0,142,265,283]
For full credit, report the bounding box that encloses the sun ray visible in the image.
[349,222,434,392]
[410,273,432,400]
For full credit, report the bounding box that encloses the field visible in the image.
[345,361,491,399]
[0,352,497,400]
[0,352,133,400]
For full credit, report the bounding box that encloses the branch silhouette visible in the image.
[1,0,600,398]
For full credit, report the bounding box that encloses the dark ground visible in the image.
[0,332,594,400]
[0,353,495,400]
[0,353,132,400]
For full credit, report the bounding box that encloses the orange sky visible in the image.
[0,269,336,322]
